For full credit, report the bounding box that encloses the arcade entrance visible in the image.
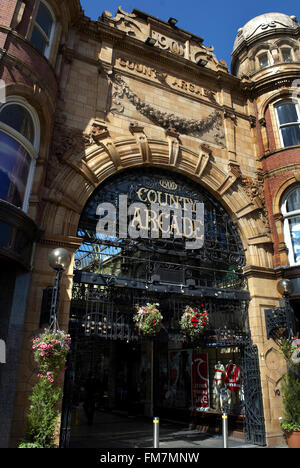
[60,168,266,447]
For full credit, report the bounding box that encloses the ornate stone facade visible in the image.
[0,3,299,448]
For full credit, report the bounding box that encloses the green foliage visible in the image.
[133,303,163,336]
[179,305,209,340]
[19,328,71,448]
[281,370,300,432]
[18,442,43,448]
[23,377,62,448]
[280,338,293,361]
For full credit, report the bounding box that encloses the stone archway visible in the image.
[41,125,273,270]
[13,128,285,446]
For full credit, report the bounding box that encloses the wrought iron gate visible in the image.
[242,344,266,446]
[59,168,266,447]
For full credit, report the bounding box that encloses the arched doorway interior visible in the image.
[60,168,266,447]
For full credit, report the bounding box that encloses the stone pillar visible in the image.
[245,267,287,446]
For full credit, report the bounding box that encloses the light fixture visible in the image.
[277,278,294,296]
[48,247,71,272]
[48,248,71,331]
[197,58,208,67]
[145,36,156,46]
[168,17,178,26]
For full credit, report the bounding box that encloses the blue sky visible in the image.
[80,0,299,68]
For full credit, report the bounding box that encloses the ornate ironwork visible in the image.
[76,168,246,294]
[242,344,266,446]
[70,284,250,345]
[265,298,296,340]
[59,169,264,448]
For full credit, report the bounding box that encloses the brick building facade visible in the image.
[0,2,299,448]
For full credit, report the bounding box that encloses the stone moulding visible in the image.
[111,73,225,146]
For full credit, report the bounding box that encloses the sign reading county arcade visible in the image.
[78,169,245,266]
[95,177,205,249]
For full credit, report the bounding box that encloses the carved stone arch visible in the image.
[272,176,300,215]
[249,42,272,62]
[41,137,272,267]
[274,37,298,49]
[257,90,295,121]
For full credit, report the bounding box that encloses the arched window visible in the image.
[275,101,300,147]
[281,186,300,265]
[0,97,40,212]
[29,1,55,58]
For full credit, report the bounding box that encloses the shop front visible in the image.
[59,168,266,447]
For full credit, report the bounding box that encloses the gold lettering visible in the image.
[183,216,194,238]
[170,214,182,237]
[147,209,159,235]
[158,212,170,235]
[136,187,148,202]
[147,190,158,203]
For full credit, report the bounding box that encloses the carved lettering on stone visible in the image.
[151,31,186,57]
[111,74,225,146]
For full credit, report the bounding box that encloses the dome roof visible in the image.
[232,12,299,55]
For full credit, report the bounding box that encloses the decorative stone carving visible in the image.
[111,74,225,145]
[91,120,123,169]
[165,127,181,167]
[224,108,238,126]
[46,119,90,188]
[240,172,270,232]
[194,144,212,178]
[129,122,151,163]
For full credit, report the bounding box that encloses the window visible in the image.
[29,1,55,58]
[281,47,293,63]
[282,186,300,265]
[0,98,40,211]
[275,101,300,147]
[258,52,269,69]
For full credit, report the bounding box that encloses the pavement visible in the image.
[69,409,288,449]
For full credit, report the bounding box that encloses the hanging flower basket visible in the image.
[32,328,71,381]
[179,305,209,341]
[291,339,300,365]
[133,303,163,336]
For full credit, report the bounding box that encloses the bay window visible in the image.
[29,1,55,58]
[282,186,300,265]
[0,97,40,212]
[275,101,300,147]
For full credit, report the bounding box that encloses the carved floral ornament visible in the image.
[110,73,225,146]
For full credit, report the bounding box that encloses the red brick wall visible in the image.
[263,147,300,266]
[4,35,57,95]
[262,147,300,172]
[0,0,18,28]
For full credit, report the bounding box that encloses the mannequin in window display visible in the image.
[224,361,241,412]
[212,361,225,411]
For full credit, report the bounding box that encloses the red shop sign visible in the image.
[192,353,209,409]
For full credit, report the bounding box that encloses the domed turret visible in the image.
[231,12,300,77]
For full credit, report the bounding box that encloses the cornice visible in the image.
[72,19,242,92]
